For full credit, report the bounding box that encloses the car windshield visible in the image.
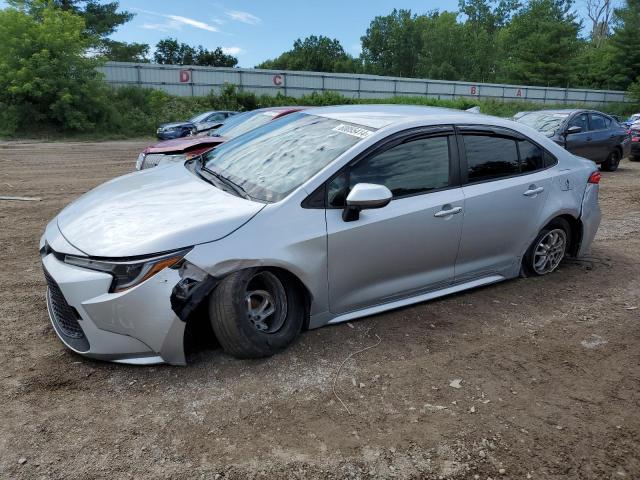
[209,110,283,139]
[188,111,213,123]
[203,112,374,202]
[517,112,569,134]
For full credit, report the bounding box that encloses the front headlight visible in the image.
[64,249,191,293]
[135,153,146,170]
[139,153,193,170]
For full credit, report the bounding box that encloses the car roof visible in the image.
[304,104,506,129]
[253,106,307,113]
[524,108,616,117]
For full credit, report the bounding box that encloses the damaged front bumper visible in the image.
[41,251,188,366]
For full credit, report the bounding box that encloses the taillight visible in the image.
[588,171,601,184]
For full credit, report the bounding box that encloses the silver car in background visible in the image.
[40,105,601,365]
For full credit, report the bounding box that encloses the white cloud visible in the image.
[222,46,243,55]
[133,8,219,33]
[165,14,218,32]
[141,21,180,33]
[225,10,261,25]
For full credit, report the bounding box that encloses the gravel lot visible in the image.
[1,140,639,479]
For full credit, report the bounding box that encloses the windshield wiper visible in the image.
[203,165,251,200]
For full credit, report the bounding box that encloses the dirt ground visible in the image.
[0,139,639,480]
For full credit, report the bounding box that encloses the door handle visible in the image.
[434,206,462,218]
[523,186,544,197]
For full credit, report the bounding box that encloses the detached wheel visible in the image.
[601,150,621,171]
[522,219,570,276]
[209,269,304,358]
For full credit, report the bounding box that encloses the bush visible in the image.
[0,4,109,135]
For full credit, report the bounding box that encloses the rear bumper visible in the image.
[41,252,186,365]
[578,183,601,256]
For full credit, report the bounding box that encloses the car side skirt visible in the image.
[308,274,505,329]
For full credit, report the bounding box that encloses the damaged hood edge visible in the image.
[56,164,266,258]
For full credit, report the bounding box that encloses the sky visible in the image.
[109,0,462,67]
[0,0,604,68]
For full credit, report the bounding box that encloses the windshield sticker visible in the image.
[332,124,373,139]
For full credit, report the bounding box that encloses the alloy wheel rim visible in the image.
[533,228,567,275]
[245,271,287,334]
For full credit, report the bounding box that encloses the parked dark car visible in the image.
[516,109,631,171]
[156,110,237,140]
[630,125,640,161]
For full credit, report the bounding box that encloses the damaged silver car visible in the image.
[40,105,601,365]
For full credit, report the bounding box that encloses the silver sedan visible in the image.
[40,105,601,365]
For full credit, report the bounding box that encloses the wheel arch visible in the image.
[256,266,312,331]
[542,213,583,257]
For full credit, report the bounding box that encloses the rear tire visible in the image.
[522,219,571,277]
[208,268,304,358]
[601,150,621,171]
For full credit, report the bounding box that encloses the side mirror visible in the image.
[565,125,582,135]
[342,183,392,222]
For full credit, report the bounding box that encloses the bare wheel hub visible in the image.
[244,271,287,334]
[533,228,567,275]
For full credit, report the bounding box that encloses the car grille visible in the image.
[43,268,85,340]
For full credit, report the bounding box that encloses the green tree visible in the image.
[258,35,360,73]
[417,11,466,80]
[102,39,149,62]
[154,38,238,67]
[8,0,146,62]
[0,3,109,133]
[194,47,239,68]
[497,0,582,87]
[571,40,616,88]
[628,76,640,102]
[609,0,640,89]
[360,9,424,77]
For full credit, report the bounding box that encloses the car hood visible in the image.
[144,135,227,154]
[56,164,265,257]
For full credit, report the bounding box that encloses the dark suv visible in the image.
[516,109,631,171]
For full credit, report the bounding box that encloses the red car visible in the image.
[136,106,307,170]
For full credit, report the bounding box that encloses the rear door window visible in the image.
[589,113,608,131]
[463,135,519,182]
[518,140,545,173]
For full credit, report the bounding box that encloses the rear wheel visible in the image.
[208,269,304,358]
[601,150,621,171]
[522,219,570,276]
